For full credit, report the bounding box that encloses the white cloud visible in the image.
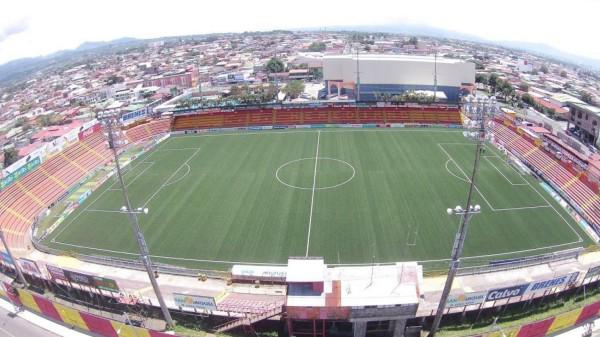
[0,0,598,64]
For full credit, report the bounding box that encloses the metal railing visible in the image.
[30,237,230,279]
[456,248,583,276]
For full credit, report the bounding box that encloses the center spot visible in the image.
[275,157,355,190]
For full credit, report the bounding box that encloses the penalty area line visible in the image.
[305,130,320,257]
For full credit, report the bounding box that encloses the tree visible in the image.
[518,83,530,92]
[488,73,499,93]
[560,70,567,78]
[308,42,326,52]
[283,80,305,99]
[540,64,549,74]
[3,148,19,167]
[521,93,535,106]
[309,68,323,81]
[408,36,418,46]
[266,57,285,73]
[38,115,52,127]
[581,91,594,105]
[106,75,124,85]
[14,117,27,128]
[475,74,488,85]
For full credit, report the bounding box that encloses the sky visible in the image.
[0,0,599,65]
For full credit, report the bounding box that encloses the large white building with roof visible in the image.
[323,54,475,102]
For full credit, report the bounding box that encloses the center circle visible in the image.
[275,157,356,190]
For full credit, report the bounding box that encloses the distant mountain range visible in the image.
[1,25,599,88]
[318,24,600,69]
[0,37,145,86]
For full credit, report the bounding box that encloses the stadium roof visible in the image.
[323,54,465,64]
[286,258,326,282]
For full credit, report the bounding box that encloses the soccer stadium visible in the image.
[1,58,600,337]
[39,113,590,271]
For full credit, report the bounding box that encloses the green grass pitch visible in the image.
[43,128,592,270]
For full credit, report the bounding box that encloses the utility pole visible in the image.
[104,118,175,329]
[355,47,361,102]
[427,97,495,337]
[0,230,27,287]
[197,58,202,108]
[433,49,438,103]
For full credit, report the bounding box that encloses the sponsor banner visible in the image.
[273,125,288,130]
[231,265,287,282]
[389,123,405,128]
[173,293,216,310]
[77,123,101,141]
[310,124,326,128]
[46,265,68,282]
[362,124,378,128]
[485,284,529,301]
[585,265,600,279]
[525,272,579,294]
[0,251,14,266]
[262,126,273,130]
[1,156,41,190]
[121,107,149,123]
[64,270,95,286]
[78,190,92,204]
[447,291,487,308]
[92,276,119,292]
[18,258,41,277]
[294,125,311,129]
[248,127,262,130]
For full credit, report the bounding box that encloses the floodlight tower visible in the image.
[0,229,27,286]
[103,116,175,328]
[355,46,361,102]
[428,96,497,337]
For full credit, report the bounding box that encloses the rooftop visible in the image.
[324,54,466,64]
[570,102,600,116]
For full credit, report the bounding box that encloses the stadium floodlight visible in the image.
[103,116,175,329]
[428,95,493,337]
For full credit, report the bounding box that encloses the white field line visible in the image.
[108,161,154,191]
[305,130,321,257]
[443,142,582,242]
[484,142,582,241]
[51,152,161,243]
[173,128,465,139]
[439,143,549,212]
[163,163,191,187]
[156,147,201,151]
[142,148,201,207]
[438,143,495,210]
[51,236,582,267]
[516,160,584,242]
[484,156,527,186]
[49,240,287,265]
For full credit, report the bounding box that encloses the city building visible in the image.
[567,102,600,145]
[323,54,475,102]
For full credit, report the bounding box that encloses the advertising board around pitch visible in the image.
[447,291,487,308]
[173,293,217,311]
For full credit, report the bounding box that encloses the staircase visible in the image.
[213,305,283,333]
